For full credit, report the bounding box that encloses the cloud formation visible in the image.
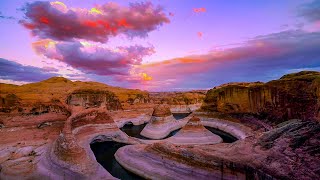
[0,12,15,20]
[193,8,206,13]
[0,58,58,82]
[139,30,320,90]
[32,40,155,76]
[20,1,170,42]
[297,0,320,23]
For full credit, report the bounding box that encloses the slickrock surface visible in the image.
[0,95,141,179]
[116,120,320,180]
[167,116,222,145]
[201,71,320,123]
[194,112,255,140]
[140,104,187,139]
[110,108,153,128]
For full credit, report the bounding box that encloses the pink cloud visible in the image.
[20,1,170,42]
[32,40,155,76]
[193,8,206,13]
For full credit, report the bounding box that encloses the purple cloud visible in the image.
[297,0,320,23]
[140,30,320,90]
[0,58,58,82]
[20,1,170,42]
[33,40,155,76]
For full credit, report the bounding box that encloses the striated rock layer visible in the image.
[140,104,188,139]
[201,71,320,123]
[116,120,320,180]
[167,116,222,145]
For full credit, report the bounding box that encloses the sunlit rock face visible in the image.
[167,116,222,145]
[152,104,172,117]
[140,104,185,139]
[201,71,320,123]
[116,120,320,180]
[67,89,122,111]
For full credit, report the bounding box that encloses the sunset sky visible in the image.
[1,0,320,91]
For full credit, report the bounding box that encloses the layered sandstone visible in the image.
[201,71,320,123]
[140,104,188,139]
[167,116,222,145]
[0,77,149,114]
[149,91,206,113]
[116,120,320,180]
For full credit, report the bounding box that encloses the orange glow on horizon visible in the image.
[140,58,204,68]
[140,73,152,81]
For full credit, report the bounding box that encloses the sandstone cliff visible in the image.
[0,77,148,113]
[201,71,320,123]
[149,91,206,105]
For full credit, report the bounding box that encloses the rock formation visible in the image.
[167,116,222,145]
[201,71,320,123]
[1,71,320,179]
[0,76,148,114]
[149,91,206,113]
[66,89,122,110]
[140,104,187,139]
[116,120,320,180]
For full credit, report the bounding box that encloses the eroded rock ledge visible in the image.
[140,104,188,139]
[201,71,320,123]
[167,116,222,145]
[116,120,320,180]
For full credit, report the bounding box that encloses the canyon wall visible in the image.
[66,89,122,110]
[201,71,320,123]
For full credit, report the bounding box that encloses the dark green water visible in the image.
[90,141,144,180]
[120,123,181,140]
[172,113,191,120]
[204,126,238,143]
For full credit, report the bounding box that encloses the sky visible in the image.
[0,0,320,91]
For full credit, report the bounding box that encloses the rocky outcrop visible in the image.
[46,107,122,179]
[0,94,20,113]
[170,104,202,113]
[116,120,320,180]
[149,91,206,105]
[167,116,222,145]
[152,104,172,117]
[201,71,320,123]
[140,105,188,139]
[0,77,149,114]
[67,89,122,111]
